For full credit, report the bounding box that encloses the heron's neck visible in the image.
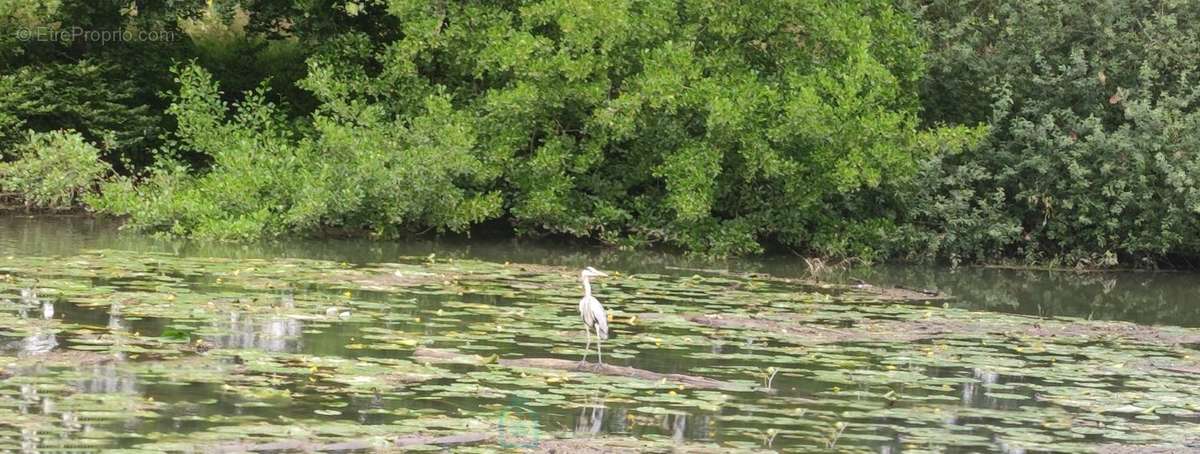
[581,275,592,296]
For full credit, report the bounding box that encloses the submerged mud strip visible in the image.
[414,347,746,391]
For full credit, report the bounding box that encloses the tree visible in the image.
[903,0,1200,265]
[288,0,934,255]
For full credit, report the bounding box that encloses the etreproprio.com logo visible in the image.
[497,394,541,448]
[14,26,179,44]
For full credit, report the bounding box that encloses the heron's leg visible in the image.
[580,326,592,365]
[597,336,603,365]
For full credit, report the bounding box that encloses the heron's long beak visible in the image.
[596,270,609,277]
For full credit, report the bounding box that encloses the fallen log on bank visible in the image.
[413,347,747,391]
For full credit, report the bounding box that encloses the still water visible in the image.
[1,215,1199,452]
[5,215,1198,327]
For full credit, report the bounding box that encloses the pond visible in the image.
[2,216,1200,452]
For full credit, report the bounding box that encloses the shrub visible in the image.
[0,58,170,171]
[290,0,936,256]
[0,130,111,209]
[901,0,1200,266]
[91,63,500,240]
[96,1,946,257]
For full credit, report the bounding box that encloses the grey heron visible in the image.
[578,266,609,366]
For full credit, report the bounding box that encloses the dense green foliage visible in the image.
[0,0,196,169]
[94,62,498,239]
[902,0,1200,266]
[4,0,1200,265]
[96,0,950,256]
[0,130,110,208]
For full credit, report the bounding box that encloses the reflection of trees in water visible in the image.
[18,383,39,415]
[0,217,715,274]
[1,217,799,292]
[16,382,89,452]
[957,368,1011,409]
[18,331,57,356]
[3,292,60,357]
[78,362,137,394]
[849,266,1200,326]
[6,217,1200,324]
[108,310,127,332]
[574,407,710,443]
[206,312,303,352]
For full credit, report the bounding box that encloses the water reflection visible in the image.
[995,436,1028,454]
[667,413,687,444]
[5,290,60,356]
[847,265,1200,326]
[40,300,53,319]
[960,368,1000,407]
[571,406,710,446]
[0,216,720,275]
[17,331,57,356]
[108,309,127,332]
[5,216,1200,452]
[575,406,605,435]
[78,362,137,394]
[13,384,92,454]
[19,383,38,414]
[206,312,303,352]
[7,215,1200,328]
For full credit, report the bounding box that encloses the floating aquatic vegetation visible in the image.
[1,248,1200,452]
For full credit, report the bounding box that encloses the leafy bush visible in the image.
[900,0,1200,266]
[0,60,162,161]
[0,130,110,209]
[0,0,195,170]
[182,8,315,115]
[71,0,1200,265]
[281,0,938,256]
[90,1,949,255]
[92,63,500,240]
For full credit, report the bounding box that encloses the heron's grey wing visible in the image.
[588,297,609,339]
[580,296,596,325]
